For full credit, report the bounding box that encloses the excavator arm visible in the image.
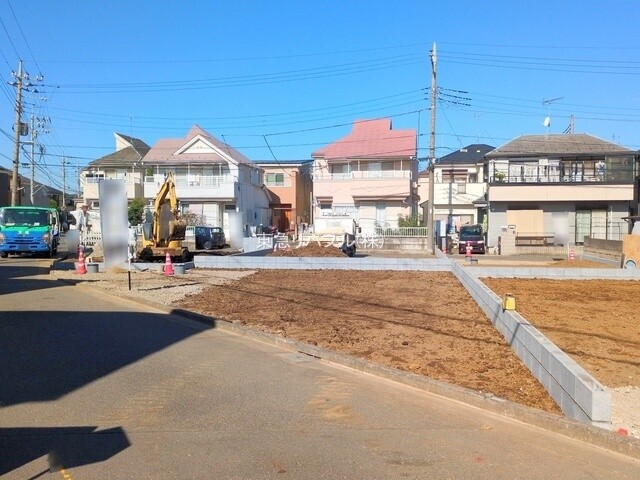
[151,172,185,243]
[138,172,189,261]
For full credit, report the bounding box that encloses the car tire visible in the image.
[203,241,212,250]
[0,252,7,258]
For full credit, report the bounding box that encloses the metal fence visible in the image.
[374,226,429,237]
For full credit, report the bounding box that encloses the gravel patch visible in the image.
[49,267,255,305]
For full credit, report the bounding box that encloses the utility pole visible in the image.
[427,43,437,254]
[62,157,67,207]
[10,61,25,206]
[30,115,36,204]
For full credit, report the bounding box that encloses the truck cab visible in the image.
[0,206,60,258]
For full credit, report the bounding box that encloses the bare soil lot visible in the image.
[176,269,562,413]
[480,277,640,389]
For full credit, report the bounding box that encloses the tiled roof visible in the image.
[312,119,416,160]
[115,132,151,152]
[487,134,634,158]
[437,144,494,164]
[144,125,253,165]
[87,134,150,168]
[418,144,494,177]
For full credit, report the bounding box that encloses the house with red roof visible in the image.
[311,119,418,232]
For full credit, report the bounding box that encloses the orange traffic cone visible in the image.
[164,251,174,276]
[76,249,87,275]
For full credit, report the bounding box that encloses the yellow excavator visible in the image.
[137,172,191,262]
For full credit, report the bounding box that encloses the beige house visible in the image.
[486,133,638,247]
[82,126,271,241]
[311,119,418,232]
[82,133,150,208]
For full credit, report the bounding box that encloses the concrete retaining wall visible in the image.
[584,237,623,264]
[465,266,640,280]
[194,255,450,271]
[450,261,611,428]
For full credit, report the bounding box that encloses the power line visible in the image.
[0,15,20,60]
[36,41,430,65]
[56,54,423,93]
[6,1,42,75]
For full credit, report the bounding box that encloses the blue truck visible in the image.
[0,206,60,258]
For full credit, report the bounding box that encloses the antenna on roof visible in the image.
[541,97,564,135]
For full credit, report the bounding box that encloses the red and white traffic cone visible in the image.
[568,248,575,261]
[465,243,473,260]
[76,249,87,275]
[163,251,174,276]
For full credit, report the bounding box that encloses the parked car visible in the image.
[458,223,485,254]
[194,226,226,250]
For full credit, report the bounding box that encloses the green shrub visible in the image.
[397,214,423,227]
[128,198,146,226]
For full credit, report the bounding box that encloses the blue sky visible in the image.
[1,0,640,195]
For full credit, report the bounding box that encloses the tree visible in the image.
[398,214,423,227]
[48,199,59,210]
[128,198,146,226]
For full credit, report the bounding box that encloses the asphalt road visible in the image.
[1,256,639,479]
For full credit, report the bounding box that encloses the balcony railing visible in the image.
[490,164,636,184]
[83,176,140,185]
[144,174,234,187]
[315,170,411,181]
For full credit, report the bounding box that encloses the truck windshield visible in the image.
[0,209,50,227]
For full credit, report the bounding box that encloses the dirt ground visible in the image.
[173,253,638,424]
[176,269,562,414]
[481,277,640,388]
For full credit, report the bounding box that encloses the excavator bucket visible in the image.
[169,219,187,239]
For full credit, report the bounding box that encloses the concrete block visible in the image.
[560,392,586,422]
[589,388,612,423]
[554,358,577,399]
[529,359,542,379]
[546,376,564,403]
[575,373,610,421]
[518,326,542,361]
[539,345,552,371]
